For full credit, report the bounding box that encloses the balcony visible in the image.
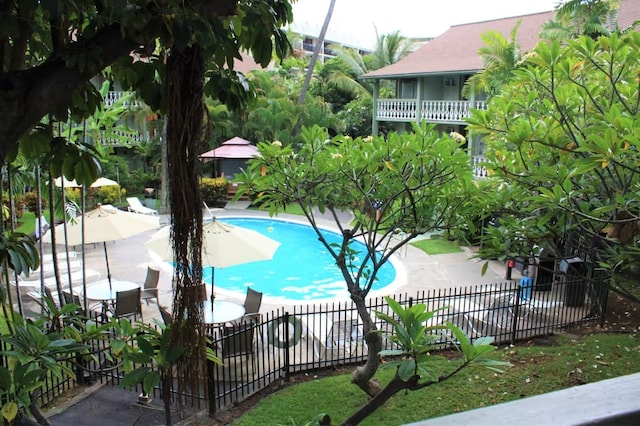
[104,91,140,108]
[376,99,487,124]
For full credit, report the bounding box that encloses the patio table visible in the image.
[202,300,245,324]
[84,279,140,313]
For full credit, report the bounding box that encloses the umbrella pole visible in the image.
[211,266,216,312]
[103,242,112,290]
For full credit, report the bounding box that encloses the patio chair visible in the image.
[126,197,158,216]
[219,322,257,364]
[233,287,263,324]
[139,266,160,305]
[113,287,142,321]
[62,290,86,315]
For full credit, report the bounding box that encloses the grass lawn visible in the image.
[15,211,49,235]
[410,236,462,255]
[253,203,307,216]
[234,331,640,425]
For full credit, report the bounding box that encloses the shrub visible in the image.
[93,185,126,205]
[23,191,47,212]
[3,193,25,220]
[65,188,82,206]
[200,177,228,205]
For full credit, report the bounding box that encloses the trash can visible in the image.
[535,248,555,292]
[560,257,587,307]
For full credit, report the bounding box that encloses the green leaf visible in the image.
[397,360,416,381]
[0,367,11,390]
[143,370,161,394]
[1,401,18,422]
[120,367,149,389]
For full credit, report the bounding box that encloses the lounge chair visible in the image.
[126,197,158,216]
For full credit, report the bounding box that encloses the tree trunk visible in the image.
[350,306,383,397]
[293,0,336,136]
[342,376,420,426]
[351,330,383,397]
[165,44,207,412]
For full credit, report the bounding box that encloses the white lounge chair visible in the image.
[126,197,158,216]
[13,268,102,290]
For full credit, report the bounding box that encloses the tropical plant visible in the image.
[235,123,475,397]
[541,0,624,40]
[332,297,509,425]
[0,231,40,323]
[245,97,298,145]
[0,305,95,426]
[466,32,640,298]
[461,21,523,99]
[2,1,294,416]
[114,319,220,426]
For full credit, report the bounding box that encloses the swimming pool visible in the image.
[202,217,397,301]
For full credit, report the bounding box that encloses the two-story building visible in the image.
[361,11,553,177]
[361,0,639,177]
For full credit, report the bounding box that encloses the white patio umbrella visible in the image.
[144,218,280,308]
[43,205,160,289]
[53,176,119,188]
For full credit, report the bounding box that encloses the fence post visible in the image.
[510,284,521,343]
[283,312,291,381]
[207,343,217,416]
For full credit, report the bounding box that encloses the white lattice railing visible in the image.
[376,99,486,123]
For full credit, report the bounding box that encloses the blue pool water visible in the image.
[203,217,396,301]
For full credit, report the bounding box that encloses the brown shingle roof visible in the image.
[362,11,554,78]
[363,0,640,79]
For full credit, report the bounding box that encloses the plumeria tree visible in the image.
[235,123,476,396]
[467,31,640,296]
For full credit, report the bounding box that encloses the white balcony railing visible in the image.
[472,155,488,178]
[376,99,487,123]
[104,91,140,108]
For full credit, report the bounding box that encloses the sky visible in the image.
[290,0,561,49]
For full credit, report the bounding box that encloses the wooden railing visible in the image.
[376,99,487,123]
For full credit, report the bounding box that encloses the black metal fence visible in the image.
[204,275,608,414]
[4,274,608,415]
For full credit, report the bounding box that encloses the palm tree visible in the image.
[541,0,621,40]
[245,97,298,144]
[324,30,416,100]
[370,30,416,69]
[297,0,336,106]
[461,21,523,99]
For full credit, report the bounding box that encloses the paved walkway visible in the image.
[44,201,513,424]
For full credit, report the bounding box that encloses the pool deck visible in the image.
[41,201,513,425]
[35,200,511,324]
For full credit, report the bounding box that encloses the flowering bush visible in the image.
[200,177,228,205]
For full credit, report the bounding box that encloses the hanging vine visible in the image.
[165,44,208,408]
